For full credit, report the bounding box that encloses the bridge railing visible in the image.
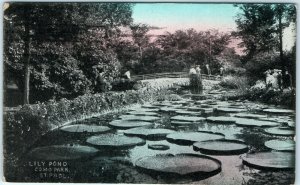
[131,72,222,81]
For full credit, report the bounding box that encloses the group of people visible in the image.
[264,69,293,90]
[188,64,212,76]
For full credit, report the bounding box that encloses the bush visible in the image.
[111,79,137,91]
[219,75,250,92]
[223,66,246,76]
[244,52,281,84]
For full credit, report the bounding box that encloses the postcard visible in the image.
[2,2,296,184]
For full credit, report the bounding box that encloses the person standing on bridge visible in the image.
[206,64,211,76]
[189,66,197,75]
[196,65,201,74]
[124,70,131,80]
[220,66,224,76]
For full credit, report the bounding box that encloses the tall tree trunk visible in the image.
[278,7,284,73]
[23,11,31,104]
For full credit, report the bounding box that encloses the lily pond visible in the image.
[21,89,295,184]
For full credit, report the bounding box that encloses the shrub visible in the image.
[244,52,281,84]
[111,79,137,91]
[219,75,250,92]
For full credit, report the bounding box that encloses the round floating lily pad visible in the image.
[263,109,295,114]
[265,139,295,151]
[148,144,170,150]
[129,108,159,112]
[159,107,181,112]
[109,120,154,129]
[166,131,225,145]
[199,104,212,108]
[234,118,279,127]
[86,134,146,149]
[135,153,221,178]
[142,104,160,109]
[27,144,99,160]
[171,115,206,122]
[215,107,247,113]
[233,113,267,119]
[123,128,175,139]
[190,94,207,100]
[201,108,214,114]
[127,111,159,116]
[60,124,111,134]
[208,90,222,95]
[242,152,295,170]
[171,121,195,126]
[172,100,189,105]
[264,127,295,136]
[175,110,201,116]
[206,116,236,124]
[119,115,160,122]
[153,102,173,107]
[193,139,248,155]
[187,106,205,112]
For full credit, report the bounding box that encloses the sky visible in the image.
[132,3,296,54]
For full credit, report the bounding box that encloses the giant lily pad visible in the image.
[123,128,175,139]
[215,107,247,113]
[206,116,236,124]
[109,120,154,129]
[234,118,279,127]
[265,139,295,151]
[171,115,206,122]
[129,108,159,112]
[171,121,195,126]
[264,127,295,136]
[242,152,295,170]
[187,106,205,112]
[159,107,181,113]
[118,115,160,122]
[148,144,170,150]
[190,94,207,100]
[27,144,99,161]
[193,139,248,155]
[86,134,146,149]
[127,111,159,116]
[166,131,225,145]
[135,153,221,178]
[142,104,160,109]
[233,113,267,119]
[175,110,201,116]
[263,109,295,114]
[60,124,111,134]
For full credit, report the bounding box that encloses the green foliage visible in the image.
[219,75,250,93]
[243,52,286,85]
[128,28,232,75]
[234,4,296,59]
[111,79,137,91]
[4,3,133,103]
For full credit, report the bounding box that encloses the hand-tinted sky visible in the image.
[133,3,239,33]
[132,3,296,53]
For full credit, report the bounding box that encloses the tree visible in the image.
[155,29,231,73]
[234,3,296,67]
[4,3,133,103]
[130,23,150,59]
[233,4,277,60]
[273,4,296,72]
